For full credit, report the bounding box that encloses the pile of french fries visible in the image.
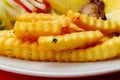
[0,10,120,62]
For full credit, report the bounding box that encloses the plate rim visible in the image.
[1,62,120,78]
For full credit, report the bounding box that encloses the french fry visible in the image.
[0,30,15,37]
[1,11,120,62]
[0,36,39,60]
[0,35,120,62]
[14,17,70,41]
[16,13,62,22]
[14,16,84,41]
[67,10,120,34]
[17,12,65,21]
[14,21,62,40]
[38,30,103,51]
[62,23,85,34]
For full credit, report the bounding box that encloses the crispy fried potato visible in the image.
[14,21,62,41]
[67,10,120,34]
[38,30,103,51]
[52,36,120,62]
[0,36,39,60]
[1,11,120,62]
[14,17,84,41]
[14,12,86,41]
[62,23,85,34]
[17,12,65,21]
[0,35,120,62]
[14,16,71,40]
[0,30,15,37]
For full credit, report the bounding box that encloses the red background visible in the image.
[0,70,120,80]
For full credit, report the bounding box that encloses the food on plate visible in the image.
[103,0,120,23]
[38,30,103,51]
[0,32,119,62]
[0,0,50,29]
[80,0,106,20]
[0,30,15,37]
[47,0,90,14]
[13,0,50,13]
[103,0,120,13]
[16,12,63,21]
[0,4,12,29]
[14,20,66,41]
[67,10,120,34]
[0,0,120,62]
[14,12,85,41]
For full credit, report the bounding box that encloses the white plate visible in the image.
[0,56,120,78]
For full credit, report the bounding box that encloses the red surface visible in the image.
[0,70,120,80]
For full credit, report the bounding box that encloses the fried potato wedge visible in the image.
[38,30,103,51]
[67,10,120,34]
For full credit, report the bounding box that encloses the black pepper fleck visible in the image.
[52,38,58,44]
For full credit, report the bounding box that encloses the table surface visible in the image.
[0,70,120,80]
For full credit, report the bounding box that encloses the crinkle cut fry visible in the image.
[0,30,15,37]
[67,10,120,34]
[38,30,103,51]
[17,12,66,21]
[14,21,62,40]
[14,17,69,40]
[0,36,40,60]
[0,35,120,62]
[14,18,83,41]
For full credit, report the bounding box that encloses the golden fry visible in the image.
[0,30,15,37]
[62,23,85,34]
[14,12,86,41]
[0,35,120,62]
[1,11,120,62]
[67,10,120,34]
[14,18,69,41]
[51,36,120,62]
[17,12,65,21]
[0,36,39,60]
[14,18,84,41]
[38,30,103,51]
